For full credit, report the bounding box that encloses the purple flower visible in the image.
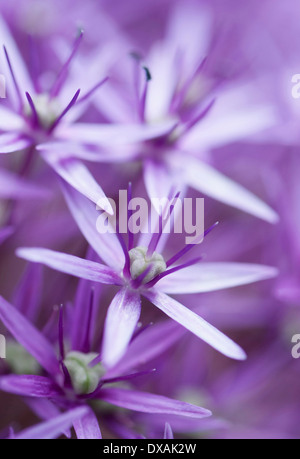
[17,185,278,366]
[0,294,212,439]
[0,19,113,212]
[48,2,280,224]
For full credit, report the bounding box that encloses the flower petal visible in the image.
[0,167,50,199]
[157,262,279,294]
[144,290,247,360]
[106,318,182,379]
[73,408,102,439]
[13,264,43,321]
[0,134,32,154]
[164,423,174,439]
[99,387,211,418]
[0,226,13,245]
[102,288,141,368]
[0,106,23,130]
[62,182,125,269]
[0,17,34,103]
[174,155,279,224]
[16,248,121,285]
[59,120,177,146]
[143,159,174,213]
[0,375,61,398]
[0,295,60,375]
[15,407,89,439]
[42,153,113,213]
[181,100,276,152]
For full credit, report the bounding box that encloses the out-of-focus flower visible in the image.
[49,2,279,223]
[0,18,114,212]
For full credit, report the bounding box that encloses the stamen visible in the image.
[131,262,154,289]
[115,216,131,279]
[3,46,23,110]
[166,221,219,267]
[58,305,73,389]
[77,76,109,104]
[183,98,215,133]
[147,190,180,257]
[48,89,80,133]
[145,256,203,288]
[50,29,84,98]
[102,368,156,384]
[27,34,41,93]
[81,288,94,354]
[127,182,134,251]
[25,92,39,127]
[24,93,62,129]
[131,321,154,342]
[139,66,152,122]
[58,305,65,361]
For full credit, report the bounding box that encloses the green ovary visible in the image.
[63,351,105,395]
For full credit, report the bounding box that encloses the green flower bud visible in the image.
[129,246,166,284]
[64,351,105,395]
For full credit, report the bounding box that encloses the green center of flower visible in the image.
[5,342,41,375]
[129,246,167,284]
[25,93,61,129]
[63,351,105,395]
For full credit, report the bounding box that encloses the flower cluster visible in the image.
[0,0,299,440]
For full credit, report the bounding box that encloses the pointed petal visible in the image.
[15,407,89,439]
[25,398,71,439]
[42,153,113,213]
[0,106,23,130]
[175,155,279,223]
[140,160,185,251]
[0,134,32,154]
[143,160,174,213]
[158,262,278,294]
[62,182,124,269]
[17,248,121,285]
[0,295,60,375]
[73,408,102,439]
[0,167,50,199]
[59,120,177,146]
[22,397,71,438]
[99,388,211,418]
[25,398,63,422]
[0,375,61,398]
[144,290,246,360]
[37,140,138,163]
[181,103,276,151]
[164,423,174,439]
[0,17,34,103]
[102,288,141,368]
